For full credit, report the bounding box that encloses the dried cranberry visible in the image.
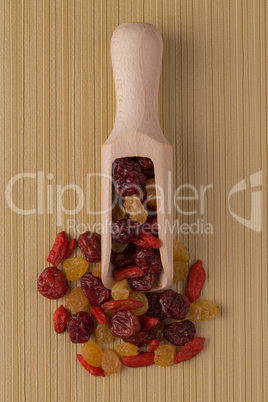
[146,292,168,320]
[81,273,111,306]
[38,267,69,300]
[133,247,162,274]
[159,290,190,320]
[164,321,196,346]
[128,273,157,292]
[113,157,146,197]
[67,311,94,343]
[110,244,136,268]
[111,219,141,244]
[123,331,152,347]
[78,231,101,262]
[109,311,141,338]
[53,305,69,333]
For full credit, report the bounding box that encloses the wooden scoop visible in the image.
[101,22,173,291]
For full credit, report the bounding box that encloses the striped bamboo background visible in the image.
[0,0,267,401]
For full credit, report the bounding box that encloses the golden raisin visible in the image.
[112,203,127,221]
[63,257,89,281]
[173,240,190,263]
[173,261,189,283]
[115,342,139,357]
[129,292,148,316]
[154,344,176,367]
[95,323,115,344]
[65,287,89,313]
[185,303,202,321]
[196,300,220,320]
[146,179,157,207]
[123,195,148,224]
[92,262,102,278]
[111,280,131,300]
[112,240,129,253]
[81,341,104,367]
[101,348,121,374]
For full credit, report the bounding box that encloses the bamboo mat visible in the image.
[0,0,267,401]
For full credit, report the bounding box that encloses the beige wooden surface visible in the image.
[0,0,267,401]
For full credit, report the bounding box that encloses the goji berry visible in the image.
[53,305,69,333]
[63,239,76,259]
[139,315,159,331]
[113,266,145,281]
[76,354,106,377]
[133,237,153,249]
[47,231,69,267]
[120,352,155,368]
[101,299,144,312]
[90,305,107,325]
[185,260,206,303]
[148,339,160,352]
[174,337,205,364]
[139,231,161,249]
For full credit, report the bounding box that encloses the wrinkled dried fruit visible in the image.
[38,267,69,300]
[101,348,121,374]
[148,339,160,352]
[154,344,176,366]
[111,280,131,300]
[110,244,135,268]
[78,231,101,263]
[112,219,141,244]
[67,312,94,343]
[159,290,190,320]
[47,231,69,267]
[81,341,104,367]
[196,300,220,320]
[112,240,129,253]
[109,311,141,338]
[133,237,153,249]
[115,342,139,357]
[139,315,158,331]
[164,320,196,346]
[81,273,111,306]
[53,305,69,333]
[95,323,115,344]
[63,257,89,281]
[102,299,144,312]
[128,274,157,292]
[185,303,202,321]
[113,158,146,197]
[120,352,155,368]
[77,354,106,377]
[129,292,149,316]
[65,287,89,313]
[133,247,162,274]
[90,305,107,325]
[174,337,205,364]
[124,331,152,347]
[136,157,154,172]
[123,195,148,224]
[173,240,190,263]
[113,265,145,281]
[139,231,161,249]
[63,239,76,259]
[173,261,188,283]
[185,260,206,302]
[146,292,168,321]
[92,262,102,277]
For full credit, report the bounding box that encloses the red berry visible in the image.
[47,231,69,267]
[109,311,141,338]
[185,260,206,302]
[38,267,69,300]
[159,290,190,320]
[81,273,111,306]
[53,305,69,333]
[78,231,101,263]
[67,312,94,343]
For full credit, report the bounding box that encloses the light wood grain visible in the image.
[0,1,267,401]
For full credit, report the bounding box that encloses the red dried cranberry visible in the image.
[123,331,152,347]
[67,311,94,343]
[109,311,141,338]
[78,231,101,262]
[146,292,168,320]
[133,246,162,274]
[38,267,69,300]
[128,273,157,292]
[110,244,136,268]
[53,305,70,333]
[136,157,154,171]
[112,219,141,244]
[159,290,190,320]
[164,320,196,346]
[81,273,111,306]
[113,157,146,197]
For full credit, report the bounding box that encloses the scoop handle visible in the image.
[111,22,163,137]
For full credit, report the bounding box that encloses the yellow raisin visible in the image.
[81,341,104,367]
[65,287,89,313]
[112,203,127,221]
[101,348,121,374]
[154,344,176,367]
[146,179,157,207]
[196,300,220,320]
[111,280,131,300]
[112,240,129,253]
[173,261,189,283]
[123,195,148,224]
[92,262,102,278]
[185,303,202,321]
[63,257,89,281]
[95,323,115,344]
[173,240,190,263]
[129,292,148,316]
[115,342,139,357]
